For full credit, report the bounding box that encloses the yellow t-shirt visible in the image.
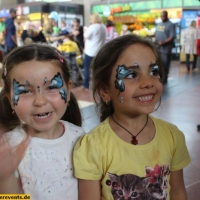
[73,116,191,200]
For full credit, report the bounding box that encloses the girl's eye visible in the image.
[150,69,159,76]
[125,72,137,79]
[19,90,31,95]
[48,86,58,90]
[46,86,59,93]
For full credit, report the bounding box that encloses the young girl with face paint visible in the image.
[0,43,85,198]
[73,34,191,200]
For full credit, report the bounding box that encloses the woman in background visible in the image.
[82,13,106,91]
[105,20,118,43]
[181,20,198,72]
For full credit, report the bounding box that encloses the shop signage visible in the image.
[29,13,41,20]
[23,6,30,15]
[181,11,197,29]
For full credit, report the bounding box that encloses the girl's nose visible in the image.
[139,76,154,89]
[33,93,47,106]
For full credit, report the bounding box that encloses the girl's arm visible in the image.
[78,179,101,200]
[0,135,30,193]
[0,175,22,193]
[169,169,187,200]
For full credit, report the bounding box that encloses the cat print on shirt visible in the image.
[106,164,170,200]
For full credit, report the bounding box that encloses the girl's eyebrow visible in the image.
[149,61,157,67]
[126,63,140,70]
[127,61,157,69]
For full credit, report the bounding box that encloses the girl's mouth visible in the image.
[135,95,154,101]
[34,112,52,119]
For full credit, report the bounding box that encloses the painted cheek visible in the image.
[115,65,132,92]
[50,72,67,103]
[12,79,25,106]
[59,88,67,103]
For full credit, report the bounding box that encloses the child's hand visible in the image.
[0,135,30,181]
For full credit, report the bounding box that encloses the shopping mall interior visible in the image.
[0,0,200,199]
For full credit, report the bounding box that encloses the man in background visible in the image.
[5,8,17,54]
[72,18,84,54]
[155,10,176,84]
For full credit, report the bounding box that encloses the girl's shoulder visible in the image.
[150,115,184,139]
[151,116,179,129]
[61,120,86,138]
[78,118,111,143]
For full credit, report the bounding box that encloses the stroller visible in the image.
[60,41,84,87]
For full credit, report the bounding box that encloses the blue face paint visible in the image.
[115,65,134,92]
[50,72,67,103]
[12,79,26,106]
[44,77,47,85]
[150,62,161,81]
[26,81,30,86]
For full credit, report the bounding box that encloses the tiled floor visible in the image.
[0,60,200,199]
[71,60,200,200]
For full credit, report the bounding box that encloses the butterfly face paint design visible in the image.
[50,72,67,103]
[149,62,161,81]
[115,65,138,92]
[12,79,26,106]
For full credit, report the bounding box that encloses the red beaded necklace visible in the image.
[111,115,148,145]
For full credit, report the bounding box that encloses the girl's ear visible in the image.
[67,80,72,102]
[98,86,111,102]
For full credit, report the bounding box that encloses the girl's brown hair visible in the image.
[91,34,164,122]
[0,43,82,131]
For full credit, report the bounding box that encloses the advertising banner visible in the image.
[181,10,197,29]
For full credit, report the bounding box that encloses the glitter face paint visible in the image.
[12,79,26,106]
[44,77,47,85]
[37,86,40,93]
[149,62,161,81]
[115,62,160,92]
[115,64,138,92]
[12,72,67,106]
[50,72,67,103]
[26,81,30,86]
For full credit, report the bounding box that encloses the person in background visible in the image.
[0,18,6,54]
[155,10,176,84]
[73,34,190,200]
[5,8,17,55]
[52,20,60,36]
[105,19,118,43]
[82,13,106,91]
[0,49,4,82]
[58,34,82,86]
[0,43,85,197]
[21,25,47,44]
[181,20,198,72]
[72,18,84,53]
[60,20,70,36]
[120,24,131,36]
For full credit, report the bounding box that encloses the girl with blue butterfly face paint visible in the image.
[0,44,85,198]
[73,34,190,200]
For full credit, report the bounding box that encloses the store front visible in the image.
[91,0,200,61]
[1,1,84,44]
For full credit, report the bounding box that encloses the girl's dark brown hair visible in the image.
[0,43,82,131]
[91,34,164,122]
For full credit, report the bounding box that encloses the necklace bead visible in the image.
[111,115,148,145]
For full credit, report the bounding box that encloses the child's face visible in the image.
[106,44,163,116]
[7,60,71,135]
